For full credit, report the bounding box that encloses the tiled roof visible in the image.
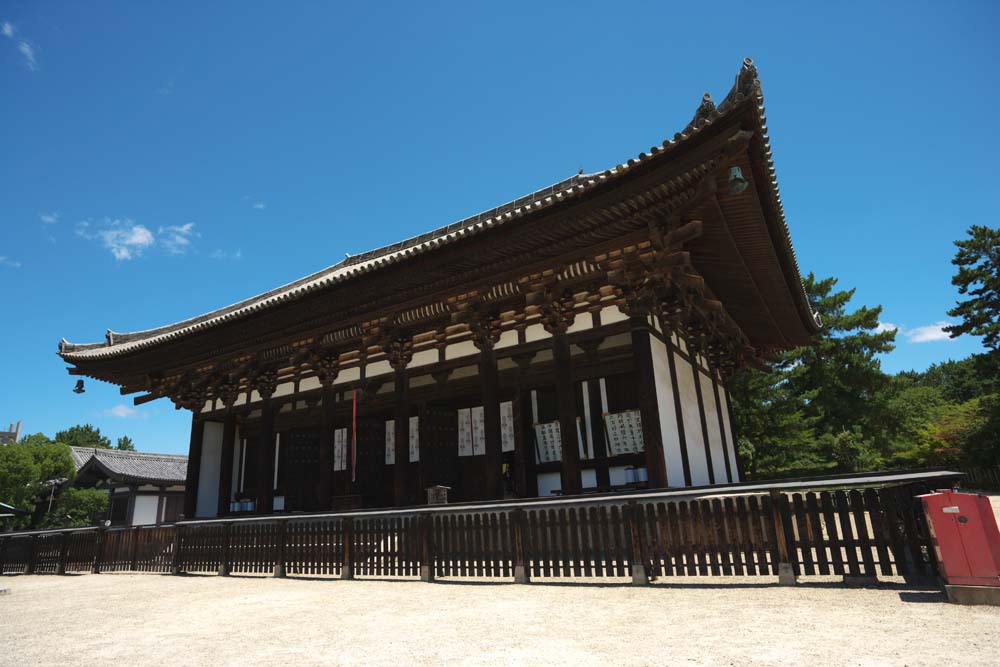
[71,446,188,485]
[58,58,817,362]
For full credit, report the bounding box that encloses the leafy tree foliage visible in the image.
[946,225,1000,350]
[0,439,76,529]
[38,488,108,529]
[116,435,136,451]
[55,423,111,449]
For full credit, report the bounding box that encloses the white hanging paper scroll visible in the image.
[334,428,347,471]
[501,401,515,452]
[603,410,644,456]
[385,419,395,465]
[409,416,420,462]
[533,421,562,463]
[471,406,486,456]
[458,408,473,457]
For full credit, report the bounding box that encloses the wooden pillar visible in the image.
[480,341,503,500]
[219,522,231,576]
[513,507,530,584]
[587,379,611,488]
[217,414,237,517]
[340,516,354,580]
[553,332,581,496]
[274,520,287,578]
[56,531,69,575]
[183,418,205,520]
[257,398,276,514]
[318,385,336,509]
[419,513,434,582]
[630,314,667,488]
[393,365,410,507]
[91,528,105,574]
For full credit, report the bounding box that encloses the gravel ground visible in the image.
[1,573,998,667]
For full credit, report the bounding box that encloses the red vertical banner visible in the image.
[351,389,358,483]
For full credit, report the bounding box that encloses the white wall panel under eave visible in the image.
[673,352,711,486]
[196,421,223,518]
[131,495,160,526]
[599,305,628,325]
[445,340,479,360]
[699,371,729,484]
[718,387,740,483]
[536,472,561,498]
[650,337,686,487]
[409,348,438,368]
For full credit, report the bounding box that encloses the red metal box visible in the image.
[918,489,1000,587]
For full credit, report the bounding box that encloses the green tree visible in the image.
[0,440,75,529]
[55,423,111,449]
[787,274,897,447]
[946,225,1000,350]
[38,488,108,528]
[115,435,136,451]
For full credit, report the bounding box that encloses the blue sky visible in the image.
[1,2,996,454]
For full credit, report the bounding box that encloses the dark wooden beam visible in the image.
[318,384,336,509]
[553,332,581,496]
[182,418,204,519]
[480,341,502,500]
[257,399,276,514]
[217,414,236,517]
[393,367,409,506]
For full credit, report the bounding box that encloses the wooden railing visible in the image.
[0,478,945,583]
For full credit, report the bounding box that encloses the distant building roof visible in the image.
[70,447,188,486]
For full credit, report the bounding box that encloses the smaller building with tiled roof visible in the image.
[70,447,187,526]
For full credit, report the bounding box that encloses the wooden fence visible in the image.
[958,465,1000,492]
[0,482,940,583]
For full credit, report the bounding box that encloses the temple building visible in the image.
[58,59,818,519]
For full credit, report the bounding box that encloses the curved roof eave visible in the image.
[59,58,819,363]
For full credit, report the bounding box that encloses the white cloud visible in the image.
[874,321,898,334]
[252,201,266,210]
[78,218,155,260]
[40,212,59,224]
[103,404,147,419]
[158,222,198,255]
[0,256,22,269]
[2,21,38,71]
[903,321,954,344]
[210,248,243,260]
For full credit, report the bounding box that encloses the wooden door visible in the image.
[420,404,460,502]
[283,429,321,512]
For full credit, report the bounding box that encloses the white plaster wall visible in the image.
[299,377,321,392]
[524,323,550,342]
[718,389,740,482]
[273,381,295,398]
[650,336,686,487]
[536,472,561,497]
[334,366,361,385]
[566,312,591,334]
[442,340,475,361]
[196,421,223,518]
[673,352,711,486]
[581,469,597,490]
[599,305,628,325]
[495,329,519,349]
[699,371,729,483]
[131,495,160,526]
[366,360,392,377]
[409,348,438,368]
[608,465,630,486]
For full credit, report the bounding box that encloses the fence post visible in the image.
[129,527,141,572]
[218,522,231,576]
[56,531,69,575]
[340,517,354,580]
[170,524,183,575]
[769,491,797,586]
[274,520,287,578]
[625,501,649,586]
[25,534,37,575]
[0,535,6,574]
[92,528,105,574]
[513,508,530,584]
[419,513,435,582]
